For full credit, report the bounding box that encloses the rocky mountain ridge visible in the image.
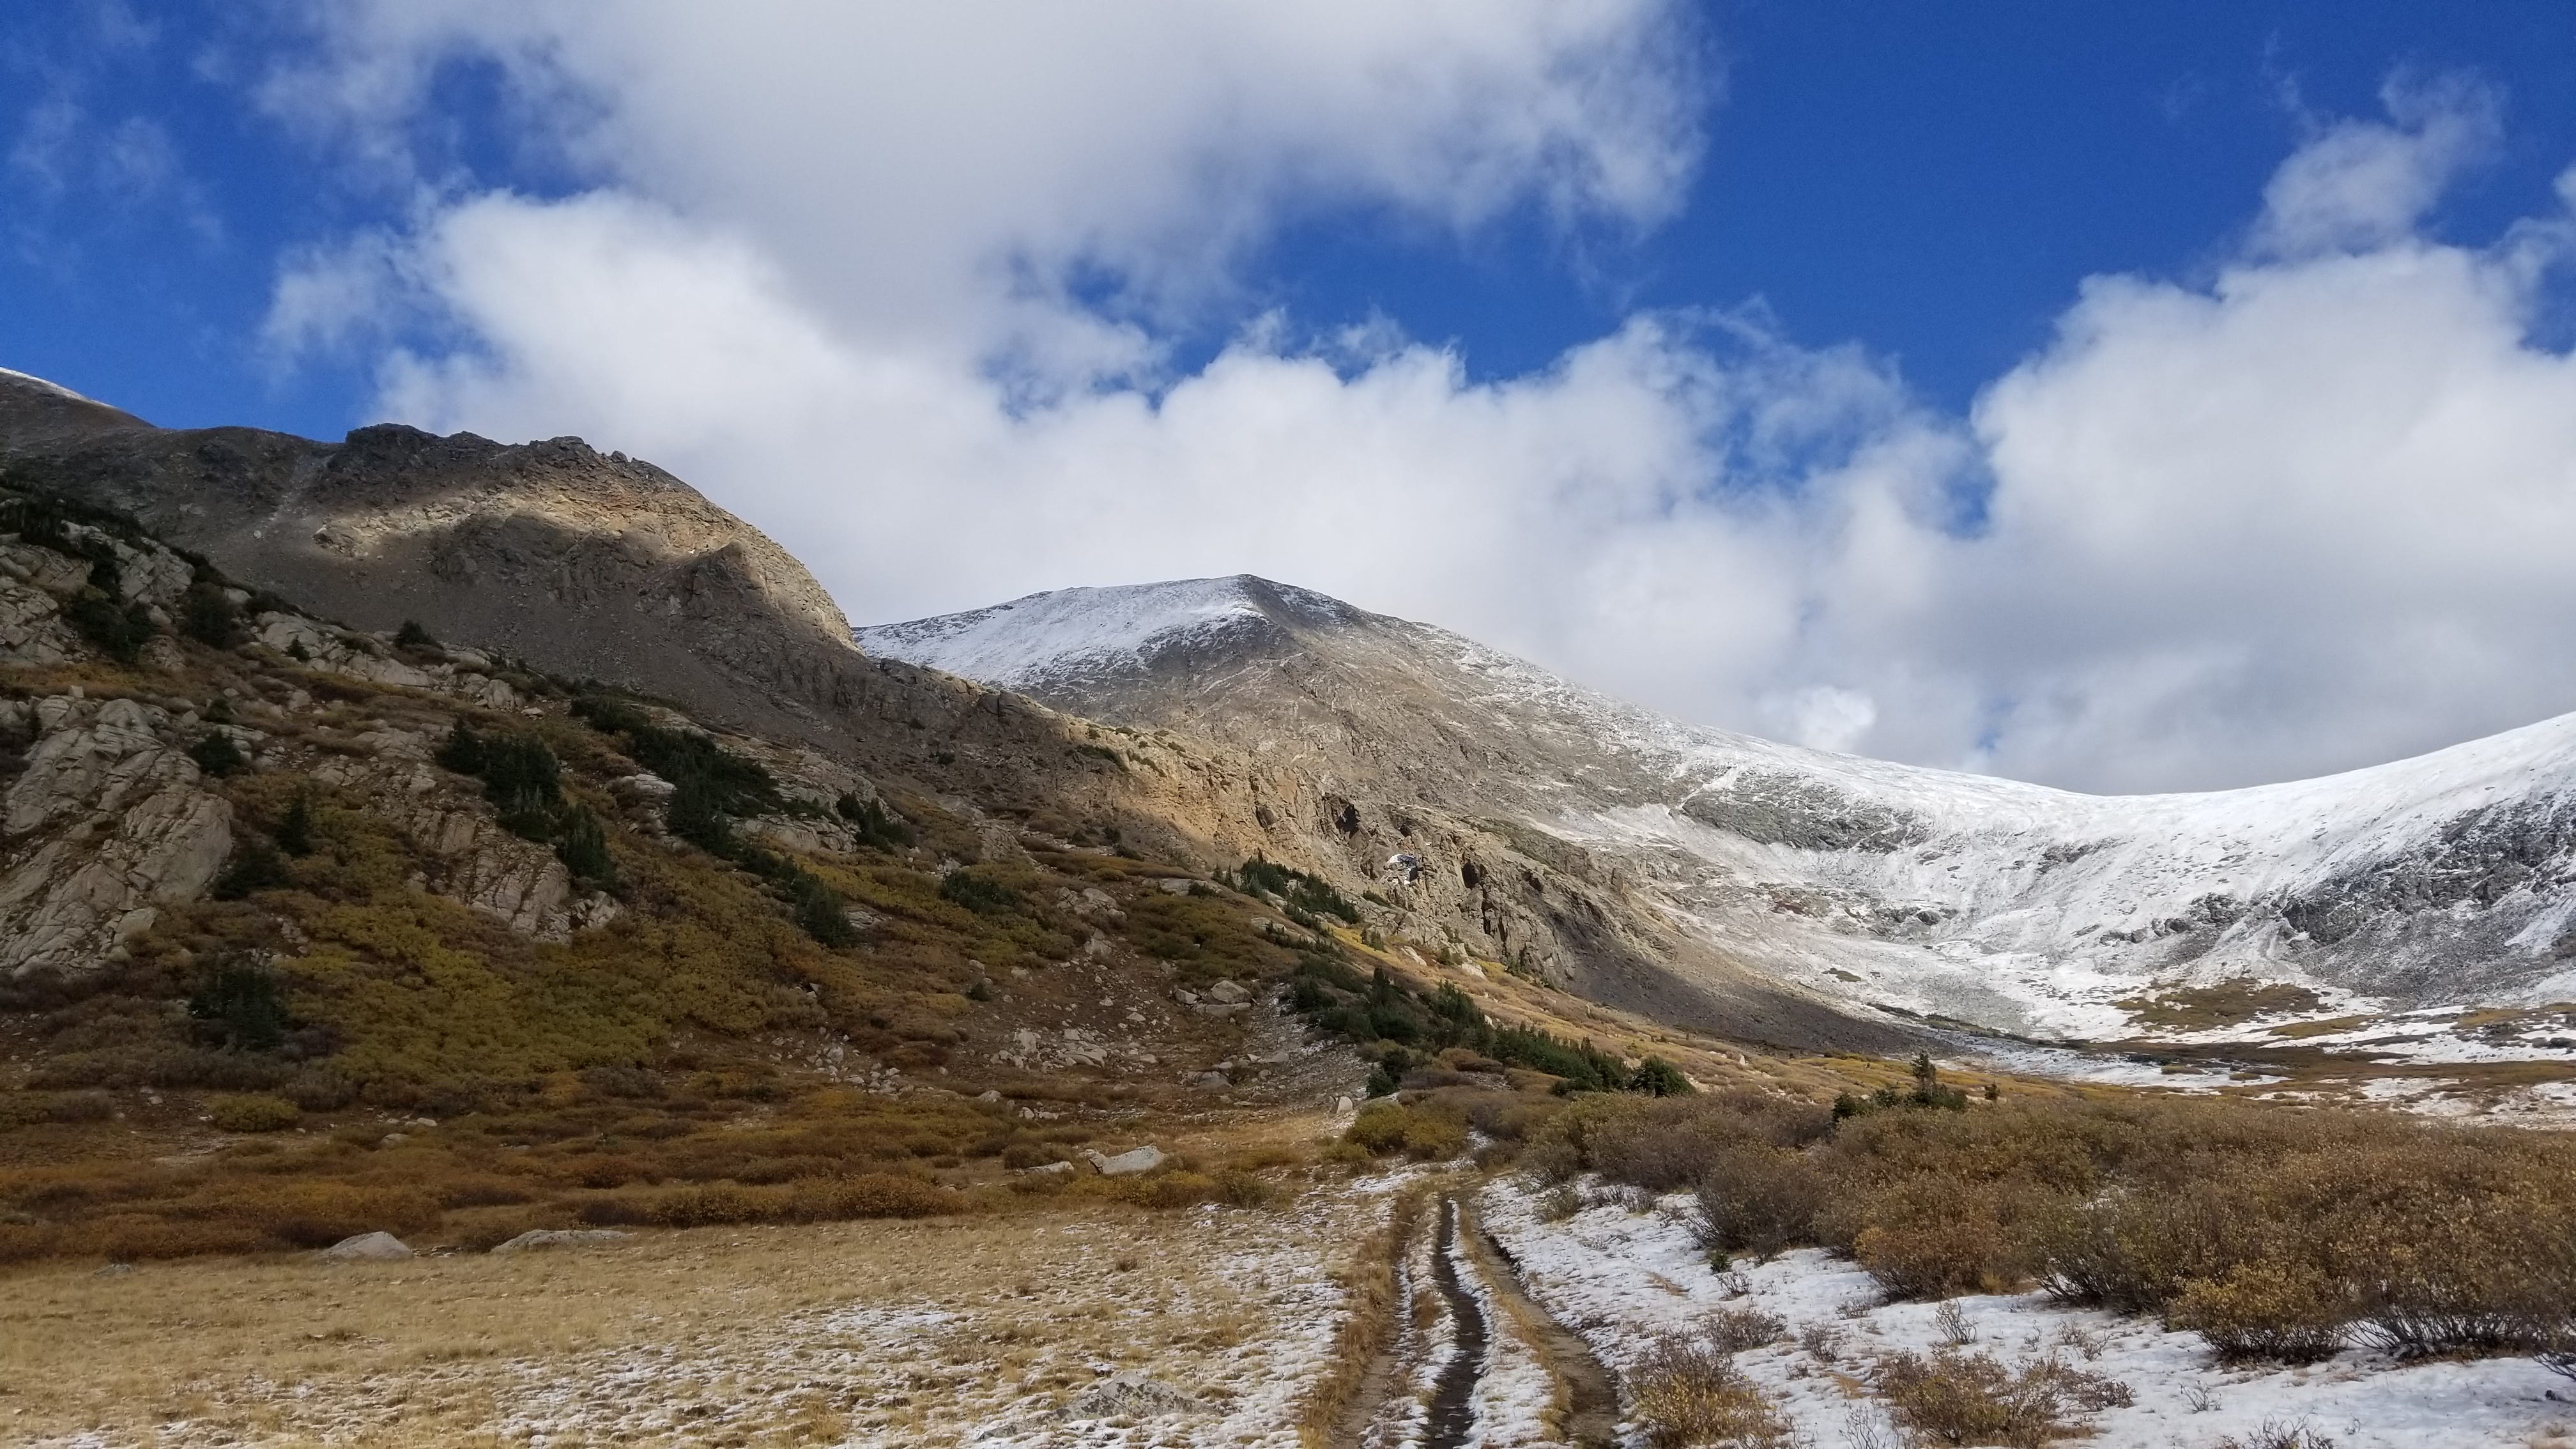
[0,371,1880,1048]
[864,574,2576,1046]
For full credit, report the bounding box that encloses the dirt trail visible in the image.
[1422,1196,1491,1448]
[1460,1196,1623,1448]
[1328,1183,1620,1448]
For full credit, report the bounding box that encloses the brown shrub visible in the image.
[585,1172,958,1228]
[2212,1420,2340,1449]
[1627,1333,1795,1448]
[1342,1101,1468,1161]
[1846,1178,2064,1300]
[2166,1261,2349,1363]
[1872,1349,2130,1448]
[1691,1144,1825,1264]
[1700,1304,1787,1354]
[189,1180,442,1247]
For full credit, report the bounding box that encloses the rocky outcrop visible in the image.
[0,528,198,668]
[0,694,232,977]
[249,613,520,709]
[0,578,77,665]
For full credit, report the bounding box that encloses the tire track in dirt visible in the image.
[1460,1195,1621,1448]
[1422,1195,1489,1449]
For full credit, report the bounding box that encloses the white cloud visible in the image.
[2253,73,2499,259]
[258,15,2576,795]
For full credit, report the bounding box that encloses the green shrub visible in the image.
[180,585,243,647]
[838,793,912,849]
[938,870,1019,915]
[211,840,289,900]
[1232,855,1359,923]
[1629,1055,1695,1096]
[274,791,316,855]
[554,805,617,891]
[188,732,247,778]
[187,956,290,1051]
[65,595,154,664]
[207,1094,301,1133]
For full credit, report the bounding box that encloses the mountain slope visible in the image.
[863,575,2576,1041]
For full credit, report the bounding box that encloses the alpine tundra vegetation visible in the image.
[12,2,2576,1443]
[3,362,2574,1446]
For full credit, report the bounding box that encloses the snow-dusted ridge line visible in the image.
[0,367,103,405]
[862,574,2576,1038]
[858,575,1358,693]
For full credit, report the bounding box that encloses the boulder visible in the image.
[1085,1144,1165,1177]
[1186,1071,1230,1089]
[318,1231,413,1261]
[1204,979,1251,1005]
[608,771,677,804]
[489,1228,631,1255]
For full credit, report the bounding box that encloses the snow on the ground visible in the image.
[1365,1200,1449,1449]
[1459,1214,1561,1448]
[1479,1177,2576,1449]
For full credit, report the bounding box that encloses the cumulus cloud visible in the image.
[256,10,2576,795]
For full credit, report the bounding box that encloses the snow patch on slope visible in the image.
[859,575,1350,691]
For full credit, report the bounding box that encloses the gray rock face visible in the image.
[318,1231,413,1261]
[0,695,232,977]
[0,582,77,666]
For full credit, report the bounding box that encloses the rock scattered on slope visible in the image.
[317,1232,413,1261]
[489,1229,631,1255]
[1061,1376,1204,1420]
[1085,1145,1164,1176]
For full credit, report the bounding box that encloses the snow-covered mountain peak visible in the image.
[864,575,2576,1046]
[856,574,1363,692]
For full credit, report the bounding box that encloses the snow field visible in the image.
[1478,1176,2576,1449]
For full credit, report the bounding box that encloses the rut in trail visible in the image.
[1464,1202,1621,1448]
[1422,1196,1491,1448]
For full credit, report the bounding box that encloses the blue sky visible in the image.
[7,3,2572,429]
[8,3,2576,793]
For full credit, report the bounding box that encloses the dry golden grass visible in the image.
[1296,1176,1433,1447]
[0,1151,1382,1446]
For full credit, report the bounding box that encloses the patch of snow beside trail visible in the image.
[1367,1208,1448,1449]
[1459,1223,1559,1448]
[1478,1178,2576,1449]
